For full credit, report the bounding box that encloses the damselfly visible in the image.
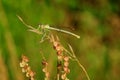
[17,16,80,40]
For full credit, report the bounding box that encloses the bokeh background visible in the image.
[0,0,120,80]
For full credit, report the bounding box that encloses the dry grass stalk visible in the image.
[18,16,90,80]
[20,55,35,80]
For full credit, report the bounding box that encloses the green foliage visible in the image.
[0,0,120,80]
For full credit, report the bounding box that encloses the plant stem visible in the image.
[57,74,60,80]
[75,59,90,80]
[72,52,90,80]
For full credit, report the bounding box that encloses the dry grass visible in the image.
[18,16,90,80]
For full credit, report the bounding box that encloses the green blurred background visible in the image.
[0,0,120,80]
